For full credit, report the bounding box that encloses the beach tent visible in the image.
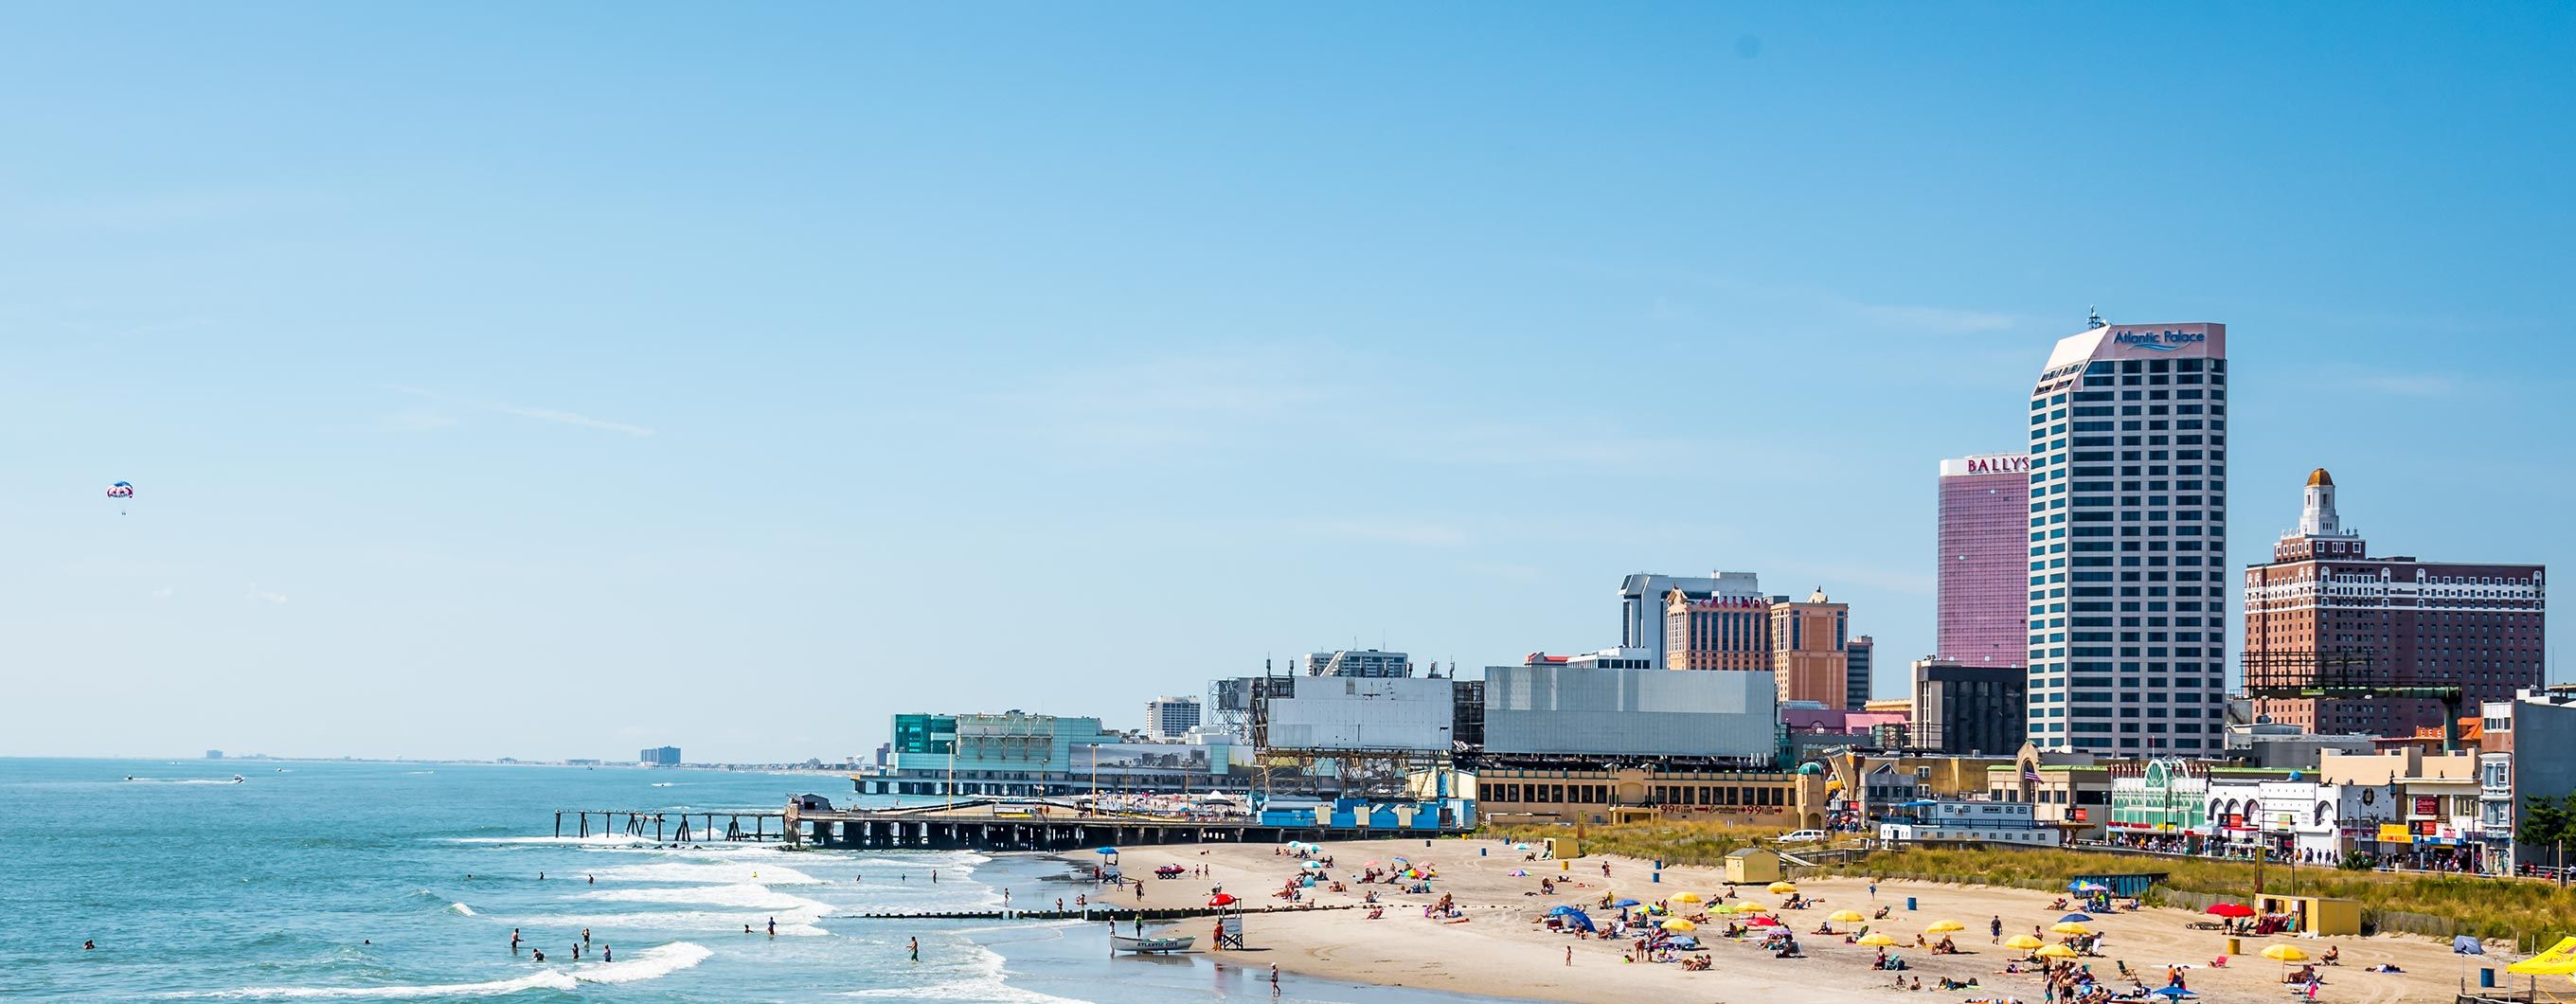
[2454,935,2487,956]
[2508,937,2576,975]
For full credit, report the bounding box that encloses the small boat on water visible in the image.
[1110,934,1195,955]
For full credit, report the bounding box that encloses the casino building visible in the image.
[2244,470,2547,738]
[1938,453,2032,668]
[2023,314,2230,754]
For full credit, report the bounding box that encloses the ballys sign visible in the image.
[1962,455,2030,475]
[2113,329,2207,352]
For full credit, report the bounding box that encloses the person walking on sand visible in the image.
[1565,944,1573,966]
[767,917,777,937]
[1991,916,2003,943]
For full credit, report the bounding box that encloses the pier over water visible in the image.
[554,798,1472,852]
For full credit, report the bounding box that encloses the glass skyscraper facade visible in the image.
[1938,454,2032,668]
[2025,320,2228,753]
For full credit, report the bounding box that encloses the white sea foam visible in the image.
[444,834,657,847]
[576,883,830,912]
[568,941,714,984]
[447,903,474,917]
[589,861,824,886]
[515,909,832,937]
[834,938,1084,1004]
[170,941,712,998]
[836,978,1086,1003]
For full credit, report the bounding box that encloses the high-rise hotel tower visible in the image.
[2025,314,2228,753]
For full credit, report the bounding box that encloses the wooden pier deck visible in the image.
[555,810,787,843]
[549,801,1470,852]
[783,805,1465,852]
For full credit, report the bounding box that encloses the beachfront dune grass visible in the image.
[1485,822,2576,949]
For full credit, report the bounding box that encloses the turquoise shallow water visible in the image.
[0,759,1511,1003]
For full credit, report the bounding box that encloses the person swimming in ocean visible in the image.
[767,917,777,937]
[602,945,611,962]
[581,927,591,945]
[531,949,546,962]
[587,875,595,885]
[536,872,545,881]
[908,937,919,961]
[83,941,96,951]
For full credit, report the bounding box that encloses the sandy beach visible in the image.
[1053,837,2510,1003]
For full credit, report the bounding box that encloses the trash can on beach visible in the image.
[1905,897,1917,911]
[2225,937,2241,956]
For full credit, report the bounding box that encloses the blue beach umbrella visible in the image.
[1548,905,1581,916]
[2150,989,2196,999]
[1095,847,1118,855]
[2059,913,2095,923]
[1613,899,1641,907]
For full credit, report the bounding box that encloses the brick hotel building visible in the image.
[2024,316,2229,754]
[2244,469,2546,737]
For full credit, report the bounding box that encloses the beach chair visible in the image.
[2209,955,2229,968]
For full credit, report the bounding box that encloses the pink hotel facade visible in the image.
[1937,453,2030,668]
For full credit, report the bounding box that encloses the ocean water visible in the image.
[0,759,1511,1003]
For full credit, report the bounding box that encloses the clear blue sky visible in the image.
[4,4,2567,761]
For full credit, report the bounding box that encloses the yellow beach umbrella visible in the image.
[2262,944,2309,963]
[2049,922,2092,935]
[1673,891,1705,904]
[2035,943,2079,959]
[2005,934,2047,950]
[1663,919,1698,932]
[1828,909,1868,923]
[1855,932,1899,946]
[1925,920,1966,934]
[1732,902,1771,914]
[1766,882,1798,894]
